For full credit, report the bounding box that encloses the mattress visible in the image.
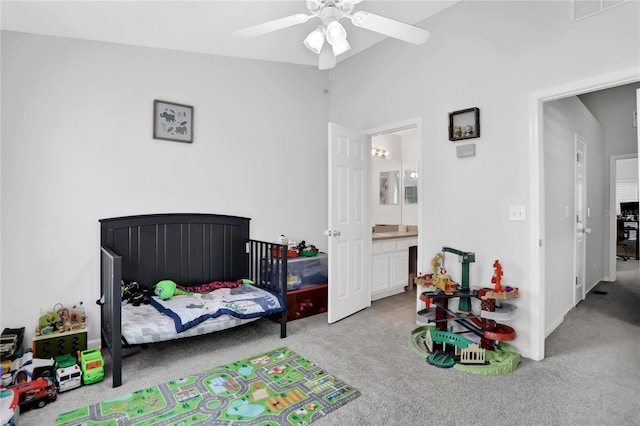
[120,303,259,345]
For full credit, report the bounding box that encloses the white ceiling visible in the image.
[0,0,460,68]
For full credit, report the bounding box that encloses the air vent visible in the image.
[571,0,629,20]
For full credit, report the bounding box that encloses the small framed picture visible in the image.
[153,100,193,143]
[449,107,480,141]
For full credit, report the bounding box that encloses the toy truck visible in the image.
[11,377,57,411]
[54,354,81,392]
[78,348,104,385]
[0,328,25,362]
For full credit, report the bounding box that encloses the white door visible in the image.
[574,135,589,305]
[327,122,371,323]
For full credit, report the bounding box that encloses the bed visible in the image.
[99,213,289,387]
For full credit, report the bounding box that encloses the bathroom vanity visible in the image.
[371,225,418,301]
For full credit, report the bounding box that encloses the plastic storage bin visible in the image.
[261,252,328,291]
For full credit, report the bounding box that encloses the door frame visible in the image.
[607,153,638,281]
[573,134,587,306]
[529,66,639,361]
[365,117,423,308]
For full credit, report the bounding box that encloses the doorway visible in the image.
[612,155,639,268]
[366,118,422,309]
[531,67,640,361]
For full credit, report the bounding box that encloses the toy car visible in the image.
[78,348,104,385]
[11,377,57,411]
[55,354,81,392]
[0,328,25,362]
[0,335,18,359]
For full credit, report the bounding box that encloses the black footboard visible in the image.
[247,239,288,339]
[100,246,123,388]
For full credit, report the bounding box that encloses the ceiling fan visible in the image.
[232,0,431,70]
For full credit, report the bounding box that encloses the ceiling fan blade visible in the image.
[350,11,431,45]
[318,43,336,70]
[232,14,313,39]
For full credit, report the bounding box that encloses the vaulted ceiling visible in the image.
[0,1,460,68]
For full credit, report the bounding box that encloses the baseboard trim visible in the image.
[545,315,565,338]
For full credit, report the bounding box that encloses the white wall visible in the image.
[543,97,604,336]
[328,0,639,358]
[0,32,329,346]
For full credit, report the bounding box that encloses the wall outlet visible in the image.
[509,205,526,221]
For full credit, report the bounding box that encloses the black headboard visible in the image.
[99,213,250,288]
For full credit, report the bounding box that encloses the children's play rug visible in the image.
[55,347,360,425]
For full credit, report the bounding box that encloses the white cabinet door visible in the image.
[390,251,409,289]
[371,253,389,294]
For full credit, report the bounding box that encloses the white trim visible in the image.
[529,66,640,361]
[573,134,587,307]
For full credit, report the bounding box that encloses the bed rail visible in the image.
[100,246,123,387]
[247,239,288,339]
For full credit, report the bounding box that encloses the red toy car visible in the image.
[11,377,57,411]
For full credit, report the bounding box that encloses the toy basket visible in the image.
[299,249,319,257]
[272,247,299,258]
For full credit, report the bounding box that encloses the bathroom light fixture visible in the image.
[371,148,389,159]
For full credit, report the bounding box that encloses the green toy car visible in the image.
[78,348,104,385]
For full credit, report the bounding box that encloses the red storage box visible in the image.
[274,284,328,322]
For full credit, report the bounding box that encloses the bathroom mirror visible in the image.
[379,170,400,205]
[404,169,418,204]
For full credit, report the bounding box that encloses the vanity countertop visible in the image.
[372,230,418,241]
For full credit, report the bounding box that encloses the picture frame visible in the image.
[448,107,480,141]
[153,100,193,143]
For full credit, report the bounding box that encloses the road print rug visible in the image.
[55,347,360,425]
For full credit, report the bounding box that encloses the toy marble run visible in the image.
[414,247,521,375]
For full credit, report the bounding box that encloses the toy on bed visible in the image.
[153,278,250,300]
[122,282,151,306]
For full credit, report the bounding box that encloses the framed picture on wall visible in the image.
[153,100,193,143]
[448,107,480,141]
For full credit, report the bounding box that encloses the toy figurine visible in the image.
[491,259,504,292]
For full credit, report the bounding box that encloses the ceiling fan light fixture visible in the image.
[318,42,337,70]
[325,20,347,46]
[304,26,326,54]
[331,38,351,56]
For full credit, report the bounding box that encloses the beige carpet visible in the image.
[20,261,640,425]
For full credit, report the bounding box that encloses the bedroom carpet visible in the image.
[54,347,359,425]
[18,259,640,425]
